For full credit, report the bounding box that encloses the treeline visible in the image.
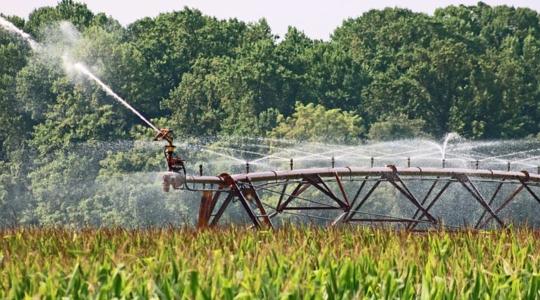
[1,0,540,226]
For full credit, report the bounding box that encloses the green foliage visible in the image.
[0,160,27,227]
[28,151,99,226]
[1,227,540,298]
[25,0,94,36]
[368,114,427,141]
[30,79,125,156]
[270,102,363,143]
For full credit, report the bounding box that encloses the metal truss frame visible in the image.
[162,166,540,230]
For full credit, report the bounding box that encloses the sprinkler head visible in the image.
[154,128,174,146]
[154,127,186,174]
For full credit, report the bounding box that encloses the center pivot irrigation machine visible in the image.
[155,128,540,230]
[2,12,539,231]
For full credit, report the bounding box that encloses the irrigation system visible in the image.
[163,163,540,230]
[3,16,540,230]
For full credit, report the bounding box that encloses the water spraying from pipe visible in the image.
[73,62,159,133]
[441,132,460,160]
[0,17,159,133]
[0,16,39,50]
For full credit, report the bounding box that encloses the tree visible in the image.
[0,18,32,159]
[126,8,251,105]
[25,76,127,225]
[367,114,427,141]
[24,0,94,37]
[304,42,368,112]
[164,36,293,137]
[270,102,364,143]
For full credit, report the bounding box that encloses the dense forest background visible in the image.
[1,1,540,226]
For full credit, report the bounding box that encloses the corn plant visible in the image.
[1,227,539,299]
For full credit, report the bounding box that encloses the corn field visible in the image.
[1,227,540,299]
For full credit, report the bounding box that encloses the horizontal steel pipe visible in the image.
[165,166,540,186]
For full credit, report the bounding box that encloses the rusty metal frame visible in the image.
[164,166,540,230]
[454,174,504,227]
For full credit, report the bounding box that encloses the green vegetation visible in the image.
[1,227,539,298]
[2,0,540,226]
[270,102,364,143]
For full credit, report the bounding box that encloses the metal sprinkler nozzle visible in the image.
[154,128,174,146]
[154,128,186,174]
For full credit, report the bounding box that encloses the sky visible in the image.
[2,0,540,40]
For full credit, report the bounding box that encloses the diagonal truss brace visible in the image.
[383,171,437,224]
[454,174,504,227]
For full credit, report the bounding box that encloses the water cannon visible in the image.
[154,128,186,174]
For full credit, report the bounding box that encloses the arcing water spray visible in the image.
[72,62,159,132]
[0,18,186,185]
[0,16,39,50]
[73,63,186,181]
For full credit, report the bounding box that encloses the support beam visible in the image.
[232,182,262,229]
[207,191,222,219]
[283,206,345,210]
[350,218,421,223]
[303,175,348,209]
[456,175,504,227]
[349,176,368,209]
[385,173,437,223]
[197,191,214,228]
[521,180,540,204]
[409,181,452,230]
[209,193,234,227]
[477,184,524,228]
[334,173,351,207]
[410,179,439,221]
[275,180,289,209]
[475,180,505,228]
[345,180,382,222]
[331,212,348,226]
[246,179,273,228]
[277,182,310,212]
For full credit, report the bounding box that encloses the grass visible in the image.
[1,226,540,299]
